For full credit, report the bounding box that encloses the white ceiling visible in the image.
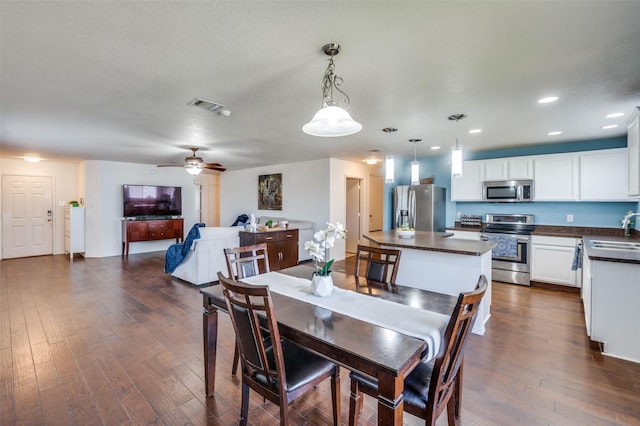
[1,1,639,171]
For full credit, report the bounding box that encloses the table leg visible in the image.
[377,371,404,425]
[203,302,218,397]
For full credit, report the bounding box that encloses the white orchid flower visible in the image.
[304,222,347,273]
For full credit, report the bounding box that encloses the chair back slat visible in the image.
[428,275,488,417]
[354,244,401,292]
[224,243,270,280]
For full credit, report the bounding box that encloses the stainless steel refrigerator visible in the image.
[394,184,446,231]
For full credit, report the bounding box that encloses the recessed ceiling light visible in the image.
[538,96,559,104]
[468,129,482,134]
[430,146,440,150]
[24,155,42,163]
[602,124,618,129]
[605,112,624,118]
[548,131,562,136]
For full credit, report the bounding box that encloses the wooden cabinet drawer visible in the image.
[253,232,280,244]
[147,220,167,231]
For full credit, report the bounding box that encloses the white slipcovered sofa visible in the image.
[170,218,314,286]
[171,227,240,286]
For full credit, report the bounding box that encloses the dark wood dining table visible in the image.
[200,264,457,425]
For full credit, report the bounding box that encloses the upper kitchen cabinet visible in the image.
[451,160,484,201]
[628,107,640,197]
[483,157,533,180]
[579,148,628,201]
[534,154,579,201]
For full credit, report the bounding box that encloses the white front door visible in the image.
[2,175,54,259]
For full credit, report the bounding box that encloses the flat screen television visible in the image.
[123,184,182,218]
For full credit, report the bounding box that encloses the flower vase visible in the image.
[311,274,333,297]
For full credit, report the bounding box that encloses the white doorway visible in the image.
[345,177,361,254]
[2,175,54,259]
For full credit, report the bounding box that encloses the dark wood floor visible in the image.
[1,253,639,425]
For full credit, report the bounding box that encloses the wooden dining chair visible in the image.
[224,243,270,280]
[354,244,402,293]
[348,275,489,426]
[224,243,270,375]
[217,272,341,426]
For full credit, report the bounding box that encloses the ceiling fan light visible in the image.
[186,166,202,175]
[302,105,362,137]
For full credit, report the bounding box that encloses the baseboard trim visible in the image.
[530,280,580,293]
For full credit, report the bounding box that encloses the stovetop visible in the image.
[483,213,535,235]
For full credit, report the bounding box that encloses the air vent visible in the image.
[187,97,225,112]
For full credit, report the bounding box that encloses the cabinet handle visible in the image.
[265,237,273,240]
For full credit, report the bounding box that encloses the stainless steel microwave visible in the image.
[483,180,533,202]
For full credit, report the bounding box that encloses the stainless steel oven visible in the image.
[480,214,534,286]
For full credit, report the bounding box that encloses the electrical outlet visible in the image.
[59,201,65,206]
[567,214,574,223]
[456,211,462,219]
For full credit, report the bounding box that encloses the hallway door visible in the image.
[345,178,361,254]
[368,174,383,231]
[2,175,53,258]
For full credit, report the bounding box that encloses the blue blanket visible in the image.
[164,223,205,273]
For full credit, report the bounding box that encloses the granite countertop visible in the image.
[582,235,640,265]
[446,223,636,239]
[364,230,496,256]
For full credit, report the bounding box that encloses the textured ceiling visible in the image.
[1,1,639,171]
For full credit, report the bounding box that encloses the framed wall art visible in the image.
[258,173,282,210]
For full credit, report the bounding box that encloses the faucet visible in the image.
[621,212,640,230]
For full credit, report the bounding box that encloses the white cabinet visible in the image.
[64,206,85,260]
[451,160,483,201]
[628,107,640,197]
[483,157,533,180]
[590,258,640,362]
[534,154,579,201]
[447,230,480,240]
[579,148,628,201]
[530,235,580,287]
[581,247,592,336]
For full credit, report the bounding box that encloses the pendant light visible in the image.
[448,114,467,178]
[409,138,422,185]
[302,43,362,137]
[383,127,397,183]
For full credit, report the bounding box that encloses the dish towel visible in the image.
[486,235,519,258]
[242,272,450,362]
[164,223,205,273]
[571,244,582,271]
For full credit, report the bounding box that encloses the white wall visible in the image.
[220,159,331,230]
[83,160,202,257]
[220,158,375,262]
[329,158,376,260]
[0,157,80,258]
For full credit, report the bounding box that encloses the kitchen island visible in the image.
[582,235,640,363]
[364,230,496,334]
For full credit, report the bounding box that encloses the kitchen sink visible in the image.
[590,240,640,251]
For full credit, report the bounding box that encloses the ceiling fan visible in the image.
[157,147,226,174]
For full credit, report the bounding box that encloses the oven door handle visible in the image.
[516,237,530,243]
